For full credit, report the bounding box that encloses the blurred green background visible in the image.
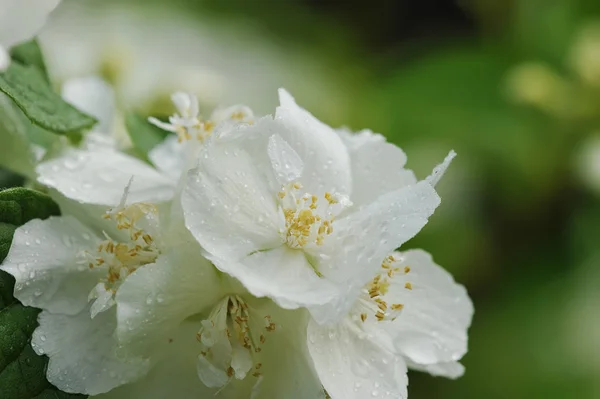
[3,0,600,398]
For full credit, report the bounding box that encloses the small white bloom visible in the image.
[0,0,61,71]
[148,92,254,181]
[182,88,451,324]
[35,93,253,206]
[101,254,325,398]
[0,185,221,395]
[307,250,473,399]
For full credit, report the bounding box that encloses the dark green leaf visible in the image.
[0,188,60,227]
[125,113,171,161]
[9,40,49,83]
[0,62,96,136]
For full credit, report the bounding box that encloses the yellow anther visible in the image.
[360,313,368,322]
[405,282,413,290]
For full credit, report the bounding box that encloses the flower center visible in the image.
[196,295,276,389]
[149,93,255,144]
[277,181,351,249]
[357,255,411,323]
[78,202,160,317]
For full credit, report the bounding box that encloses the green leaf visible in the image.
[9,40,49,83]
[0,188,83,398]
[125,113,171,160]
[0,62,96,136]
[0,188,60,227]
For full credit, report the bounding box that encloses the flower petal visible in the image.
[426,150,456,187]
[210,246,338,310]
[307,317,408,399]
[0,0,60,48]
[182,141,281,261]
[61,76,116,134]
[275,89,352,195]
[381,250,473,366]
[406,360,465,379]
[32,306,150,395]
[249,303,325,399]
[311,181,441,324]
[37,148,175,206]
[148,135,185,181]
[1,216,102,315]
[95,320,215,399]
[267,134,303,185]
[115,244,221,355]
[338,128,417,207]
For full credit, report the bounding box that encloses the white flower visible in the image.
[147,91,254,181]
[0,0,61,71]
[181,88,452,324]
[35,93,253,206]
[307,250,473,399]
[94,271,325,399]
[0,185,221,395]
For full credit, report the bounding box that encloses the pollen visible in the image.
[278,181,351,252]
[362,255,410,322]
[79,201,160,304]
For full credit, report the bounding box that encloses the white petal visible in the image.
[197,354,231,388]
[148,135,185,181]
[182,141,281,261]
[311,181,441,324]
[267,134,303,185]
[210,246,338,310]
[426,150,456,187]
[32,306,150,395]
[250,304,325,399]
[382,250,473,366]
[275,89,352,195]
[230,340,253,380]
[0,216,102,315]
[0,0,60,48]
[339,128,417,207]
[0,45,9,71]
[37,148,175,206]
[61,76,115,134]
[406,360,465,379]
[115,245,221,355]
[96,320,215,399]
[336,127,385,151]
[307,317,408,399]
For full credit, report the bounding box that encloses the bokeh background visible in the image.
[2,0,600,398]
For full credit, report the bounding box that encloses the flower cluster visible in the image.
[1,89,473,398]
